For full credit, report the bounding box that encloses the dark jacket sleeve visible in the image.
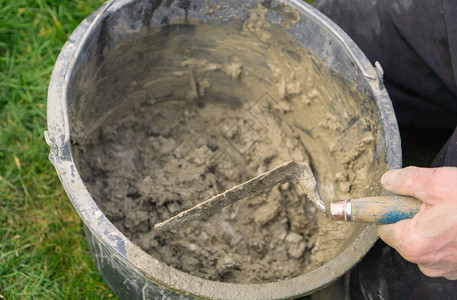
[314,0,457,131]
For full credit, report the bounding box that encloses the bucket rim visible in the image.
[46,0,401,298]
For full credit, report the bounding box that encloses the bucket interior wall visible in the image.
[65,0,389,287]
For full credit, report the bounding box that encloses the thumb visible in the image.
[380,167,457,205]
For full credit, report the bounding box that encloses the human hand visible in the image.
[377,166,457,280]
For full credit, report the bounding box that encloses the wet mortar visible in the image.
[71,9,385,284]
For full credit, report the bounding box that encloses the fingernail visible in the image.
[381,170,396,187]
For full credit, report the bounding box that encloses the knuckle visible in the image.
[441,267,457,279]
[418,265,443,278]
[444,272,457,280]
[397,233,430,263]
[398,166,420,190]
[396,239,417,261]
[429,168,445,191]
[400,246,421,262]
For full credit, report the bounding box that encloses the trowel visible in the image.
[154,161,421,232]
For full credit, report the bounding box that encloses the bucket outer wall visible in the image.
[46,0,401,299]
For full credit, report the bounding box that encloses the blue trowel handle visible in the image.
[329,195,422,224]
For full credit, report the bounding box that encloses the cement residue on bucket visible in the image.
[70,11,385,284]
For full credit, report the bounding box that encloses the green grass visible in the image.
[0,0,115,298]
